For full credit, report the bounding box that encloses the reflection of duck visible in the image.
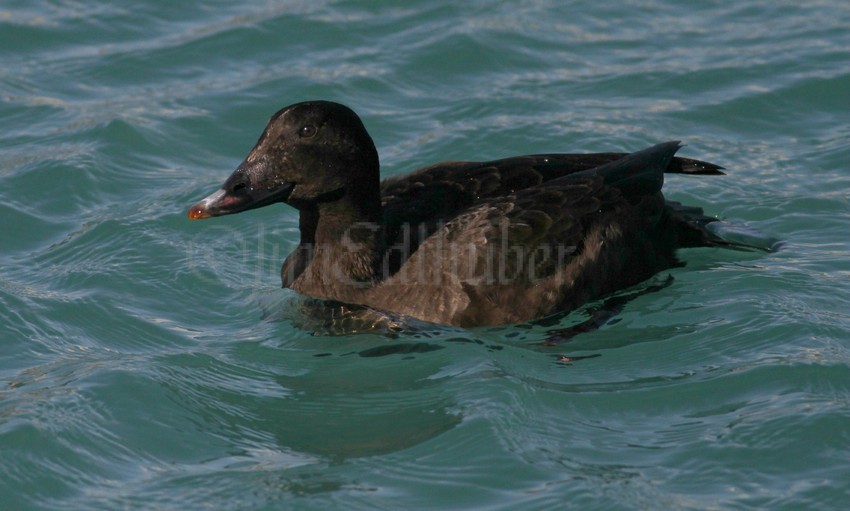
[189,100,732,327]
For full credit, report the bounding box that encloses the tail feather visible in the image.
[667,201,780,252]
[666,156,725,176]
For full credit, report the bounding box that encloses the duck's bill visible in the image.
[188,189,233,219]
[187,183,295,220]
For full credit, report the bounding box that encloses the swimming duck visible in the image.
[188,100,730,327]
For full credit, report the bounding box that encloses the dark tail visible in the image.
[584,141,774,251]
[666,156,725,176]
[668,201,780,252]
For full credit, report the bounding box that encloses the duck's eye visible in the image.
[299,125,317,138]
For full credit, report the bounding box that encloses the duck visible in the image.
[188,100,732,327]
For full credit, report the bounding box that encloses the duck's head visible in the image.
[188,101,379,219]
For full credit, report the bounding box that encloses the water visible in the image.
[2,0,850,509]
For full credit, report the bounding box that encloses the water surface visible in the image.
[2,1,850,509]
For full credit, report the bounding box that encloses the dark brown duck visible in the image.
[188,100,731,327]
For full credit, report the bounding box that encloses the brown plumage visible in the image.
[189,101,729,327]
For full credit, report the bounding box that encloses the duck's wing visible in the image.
[369,142,687,326]
[378,149,722,264]
[380,151,720,217]
[369,174,619,326]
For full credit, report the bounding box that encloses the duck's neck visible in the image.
[294,189,385,300]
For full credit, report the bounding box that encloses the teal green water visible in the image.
[2,1,850,509]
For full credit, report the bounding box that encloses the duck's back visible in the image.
[377,149,722,276]
[365,142,708,326]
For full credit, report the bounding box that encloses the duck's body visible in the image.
[189,101,727,327]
